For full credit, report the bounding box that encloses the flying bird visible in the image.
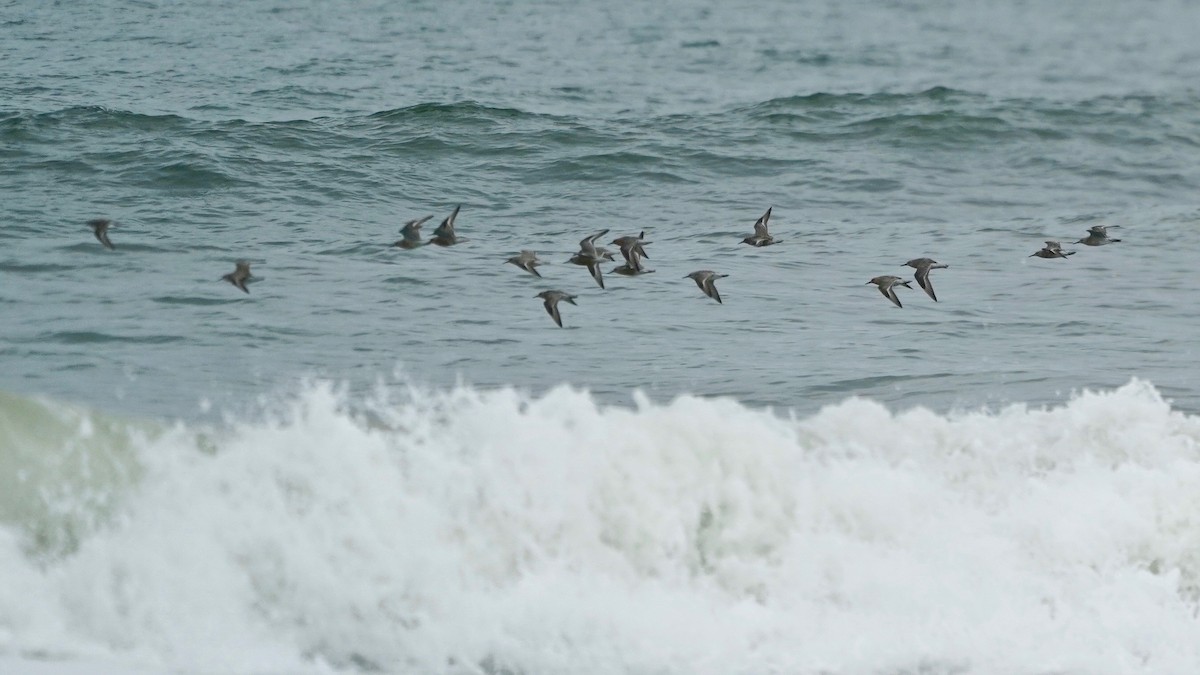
[88,219,115,250]
[394,215,433,249]
[612,262,654,276]
[222,260,254,294]
[506,250,543,277]
[740,207,778,247]
[867,275,911,308]
[536,290,577,328]
[903,258,949,302]
[1076,225,1121,246]
[567,229,611,289]
[685,270,728,303]
[612,231,651,265]
[429,205,465,246]
[1030,241,1075,258]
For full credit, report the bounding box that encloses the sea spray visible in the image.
[2,380,1200,673]
[0,391,148,561]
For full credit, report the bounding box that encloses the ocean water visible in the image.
[3,0,1200,672]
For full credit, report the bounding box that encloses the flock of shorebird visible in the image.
[85,212,1124,327]
[871,224,1121,308]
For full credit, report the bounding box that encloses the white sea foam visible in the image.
[2,379,1200,674]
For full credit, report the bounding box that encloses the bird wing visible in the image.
[703,276,723,303]
[433,205,460,238]
[543,298,563,327]
[580,229,609,256]
[753,208,772,237]
[915,267,937,301]
[586,260,605,289]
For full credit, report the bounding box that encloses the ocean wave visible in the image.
[742,86,975,113]
[367,101,542,125]
[0,106,190,133]
[3,380,1200,673]
[730,88,1200,153]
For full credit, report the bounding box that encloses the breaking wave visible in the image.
[3,379,1200,673]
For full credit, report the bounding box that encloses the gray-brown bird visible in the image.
[740,207,778,247]
[88,219,115,250]
[612,262,655,276]
[1030,241,1075,258]
[685,270,728,303]
[536,290,577,327]
[612,231,650,265]
[567,229,611,289]
[903,258,949,302]
[1076,225,1121,246]
[506,250,543,277]
[867,275,911,308]
[222,260,254,294]
[394,215,433,249]
[429,205,465,246]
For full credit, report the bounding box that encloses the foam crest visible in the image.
[3,380,1200,673]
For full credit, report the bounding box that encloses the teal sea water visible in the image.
[4,0,1200,417]
[4,1,1200,673]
